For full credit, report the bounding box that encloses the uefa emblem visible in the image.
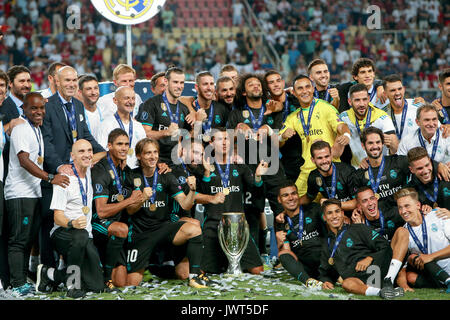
[91,0,167,25]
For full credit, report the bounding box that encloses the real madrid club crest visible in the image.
[316,177,322,187]
[90,0,167,25]
[242,110,250,118]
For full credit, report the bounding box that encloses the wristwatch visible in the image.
[67,220,73,229]
[47,173,55,183]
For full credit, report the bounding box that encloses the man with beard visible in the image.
[0,70,8,106]
[307,59,340,109]
[406,147,450,212]
[216,76,236,111]
[397,104,450,164]
[136,67,192,165]
[97,86,146,169]
[339,83,398,168]
[78,75,104,142]
[279,75,351,197]
[432,68,450,124]
[150,72,167,96]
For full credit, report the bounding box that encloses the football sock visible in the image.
[186,235,203,275]
[29,255,39,273]
[424,261,450,286]
[365,286,381,296]
[279,253,309,284]
[104,236,126,281]
[385,259,402,284]
[258,228,268,255]
[47,268,55,281]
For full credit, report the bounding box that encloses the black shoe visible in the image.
[35,264,53,293]
[379,277,404,299]
[66,288,86,299]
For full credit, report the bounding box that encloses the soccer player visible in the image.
[135,67,192,165]
[382,74,422,141]
[406,147,450,211]
[216,76,236,111]
[307,59,340,109]
[116,138,211,288]
[97,86,146,169]
[0,69,8,105]
[318,199,404,299]
[301,141,356,214]
[39,62,67,99]
[5,93,69,296]
[397,104,450,164]
[394,188,450,293]
[36,140,105,298]
[200,128,268,274]
[279,74,351,197]
[432,68,450,124]
[350,187,405,241]
[91,128,145,289]
[78,75,103,142]
[219,64,239,85]
[275,181,326,288]
[339,83,398,168]
[97,64,143,117]
[150,72,167,96]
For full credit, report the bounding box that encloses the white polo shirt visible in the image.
[84,106,104,143]
[97,91,143,119]
[397,129,450,163]
[4,119,44,200]
[382,99,421,141]
[50,169,93,238]
[97,114,147,169]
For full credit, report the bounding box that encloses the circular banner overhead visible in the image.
[91,0,167,25]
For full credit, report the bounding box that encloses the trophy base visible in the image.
[225,262,244,276]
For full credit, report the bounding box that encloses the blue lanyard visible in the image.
[162,92,180,124]
[369,87,376,102]
[178,157,190,176]
[72,164,88,207]
[365,209,385,236]
[391,100,408,139]
[314,86,330,102]
[114,112,133,146]
[418,129,440,161]
[106,152,124,196]
[286,207,304,242]
[355,107,372,136]
[320,163,337,199]
[143,169,159,204]
[407,215,428,254]
[282,98,290,123]
[328,226,347,260]
[84,106,103,134]
[418,177,439,203]
[23,115,43,157]
[215,160,231,189]
[194,100,214,133]
[298,98,316,138]
[367,156,385,194]
[60,97,77,143]
[439,99,449,124]
[244,104,265,131]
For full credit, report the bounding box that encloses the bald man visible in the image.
[36,139,105,298]
[97,86,146,169]
[40,66,105,268]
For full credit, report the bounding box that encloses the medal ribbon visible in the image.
[194,100,214,134]
[368,87,376,102]
[355,106,372,136]
[285,206,304,242]
[143,169,159,204]
[215,159,231,189]
[298,98,316,139]
[162,92,180,124]
[327,226,348,261]
[418,177,439,203]
[320,163,337,199]
[23,115,43,158]
[114,112,133,147]
[439,99,449,124]
[178,157,190,176]
[245,104,265,132]
[367,156,385,195]
[365,209,385,236]
[71,163,88,208]
[314,86,330,102]
[282,98,290,123]
[391,100,408,139]
[407,215,428,254]
[106,152,124,197]
[418,129,440,161]
[60,98,77,143]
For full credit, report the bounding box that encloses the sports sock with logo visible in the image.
[279,253,309,284]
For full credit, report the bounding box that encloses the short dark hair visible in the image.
[108,128,129,145]
[407,146,430,165]
[165,67,184,81]
[195,71,214,85]
[321,198,342,214]
[150,72,165,89]
[355,186,374,200]
[307,59,327,75]
[438,68,450,84]
[292,74,312,86]
[216,76,234,88]
[48,62,67,77]
[277,180,297,196]
[78,74,98,90]
[382,74,403,89]
[7,65,31,83]
[263,69,281,82]
[360,126,384,145]
[351,58,375,77]
[220,64,238,75]
[0,70,8,86]
[349,83,368,98]
[310,140,331,158]
[23,92,44,106]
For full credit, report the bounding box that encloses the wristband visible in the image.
[343,132,351,139]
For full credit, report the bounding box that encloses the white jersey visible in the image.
[382,99,421,141]
[97,91,143,119]
[38,87,54,99]
[397,128,450,163]
[97,114,147,169]
[84,106,104,143]
[5,119,44,199]
[50,170,93,238]
[0,121,4,183]
[405,210,450,275]
[368,85,389,109]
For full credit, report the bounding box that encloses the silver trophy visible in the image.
[218,212,250,275]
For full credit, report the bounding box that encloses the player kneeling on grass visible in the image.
[113,138,212,288]
[318,199,404,299]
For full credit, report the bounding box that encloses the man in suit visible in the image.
[40,66,105,267]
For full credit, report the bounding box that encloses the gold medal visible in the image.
[72,130,77,139]
[133,178,142,188]
[433,202,438,209]
[82,206,90,215]
[328,257,334,265]
[306,135,310,143]
[117,194,124,202]
[37,156,44,165]
[203,134,211,143]
[242,110,250,118]
[150,203,157,211]
[223,187,230,195]
[128,148,134,156]
[209,164,215,172]
[375,193,380,199]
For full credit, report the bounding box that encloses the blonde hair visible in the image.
[394,188,419,202]
[113,64,136,80]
